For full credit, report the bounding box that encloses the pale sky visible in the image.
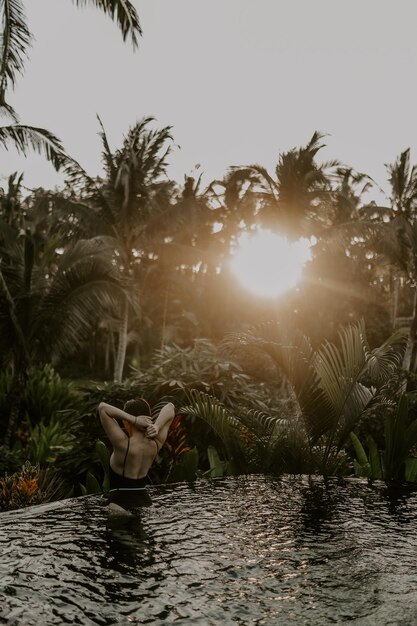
[2,0,417,199]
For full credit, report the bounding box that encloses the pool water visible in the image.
[1,475,417,625]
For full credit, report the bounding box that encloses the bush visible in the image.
[0,445,25,476]
[0,461,69,512]
[26,414,77,467]
[0,364,85,440]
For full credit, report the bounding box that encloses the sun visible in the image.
[229,230,312,298]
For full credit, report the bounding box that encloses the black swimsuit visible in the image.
[107,437,158,508]
[108,465,149,490]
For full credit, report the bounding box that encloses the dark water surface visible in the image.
[1,475,417,625]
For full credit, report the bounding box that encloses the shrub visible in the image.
[0,445,25,476]
[0,364,85,442]
[26,414,77,467]
[0,462,69,512]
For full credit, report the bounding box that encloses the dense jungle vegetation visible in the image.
[2,0,417,510]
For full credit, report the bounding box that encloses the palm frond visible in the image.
[97,114,116,180]
[61,157,116,227]
[313,321,375,443]
[72,0,142,47]
[0,0,31,114]
[0,100,18,122]
[361,328,407,385]
[245,163,279,198]
[237,408,281,440]
[315,322,366,409]
[51,236,117,276]
[34,256,122,359]
[181,389,248,467]
[181,389,241,441]
[0,124,66,170]
[0,215,18,249]
[223,322,330,441]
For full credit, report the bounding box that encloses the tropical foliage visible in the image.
[351,393,417,482]
[56,116,176,381]
[0,461,68,511]
[4,0,417,514]
[5,123,417,510]
[0,226,121,444]
[182,321,406,475]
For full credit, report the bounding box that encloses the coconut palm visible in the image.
[230,132,338,240]
[381,216,417,370]
[41,143,224,375]
[0,0,141,165]
[0,170,23,229]
[358,149,417,370]
[55,116,176,381]
[0,0,141,117]
[386,149,417,219]
[207,167,259,253]
[329,167,373,227]
[385,149,417,354]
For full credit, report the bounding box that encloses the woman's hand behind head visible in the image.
[146,423,159,438]
[134,415,153,429]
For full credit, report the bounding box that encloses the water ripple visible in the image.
[1,475,417,624]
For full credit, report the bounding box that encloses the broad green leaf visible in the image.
[350,432,369,466]
[85,471,102,494]
[405,458,417,482]
[207,445,224,478]
[367,436,383,480]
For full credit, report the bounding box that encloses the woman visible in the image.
[98,398,175,510]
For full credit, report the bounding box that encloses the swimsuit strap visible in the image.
[122,437,130,478]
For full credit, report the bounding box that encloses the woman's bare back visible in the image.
[110,432,159,480]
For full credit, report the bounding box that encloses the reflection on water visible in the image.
[1,475,417,625]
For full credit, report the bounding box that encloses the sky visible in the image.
[2,0,417,199]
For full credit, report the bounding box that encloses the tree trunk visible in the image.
[114,295,129,382]
[403,286,417,372]
[105,331,110,375]
[0,267,30,447]
[4,362,27,448]
[391,274,399,329]
[160,289,169,351]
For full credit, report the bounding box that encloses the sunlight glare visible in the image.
[230,230,312,298]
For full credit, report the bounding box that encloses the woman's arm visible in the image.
[146,402,175,446]
[98,402,151,429]
[98,402,152,446]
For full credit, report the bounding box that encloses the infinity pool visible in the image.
[1,475,417,625]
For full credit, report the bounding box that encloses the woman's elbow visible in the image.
[98,402,108,420]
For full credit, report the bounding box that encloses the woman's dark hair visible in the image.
[123,397,151,417]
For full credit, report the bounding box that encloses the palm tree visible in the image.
[360,149,417,370]
[207,167,259,251]
[386,149,417,219]
[56,116,175,382]
[0,0,141,164]
[329,167,373,227]
[232,132,338,240]
[381,216,417,370]
[0,0,141,118]
[0,170,24,228]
